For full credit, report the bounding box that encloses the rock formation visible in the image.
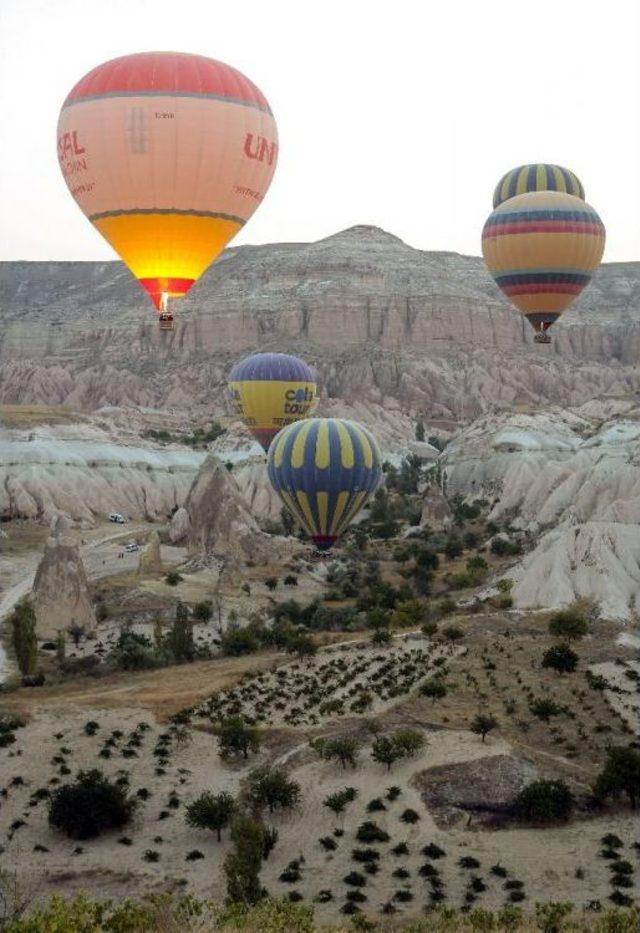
[2,227,640,421]
[31,528,96,638]
[413,754,539,827]
[137,531,163,575]
[182,454,278,563]
[420,483,452,530]
[169,507,191,543]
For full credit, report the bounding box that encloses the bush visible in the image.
[283,575,298,587]
[218,717,261,760]
[356,821,390,843]
[193,601,213,623]
[311,736,360,769]
[323,787,358,815]
[110,629,158,671]
[542,643,578,674]
[514,780,574,824]
[490,536,521,557]
[220,626,259,657]
[420,678,447,702]
[165,571,183,586]
[470,713,498,742]
[548,606,590,640]
[48,770,137,839]
[443,625,464,642]
[265,577,278,591]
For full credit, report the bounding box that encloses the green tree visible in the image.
[223,814,265,906]
[265,577,278,592]
[167,602,195,662]
[371,736,401,771]
[371,628,392,647]
[391,599,425,629]
[594,746,640,809]
[185,791,236,841]
[392,729,426,758]
[470,713,498,743]
[515,780,574,824]
[218,717,261,761]
[9,599,37,677]
[541,643,578,675]
[247,766,301,814]
[311,736,360,769]
[415,420,425,442]
[221,623,260,656]
[420,678,447,703]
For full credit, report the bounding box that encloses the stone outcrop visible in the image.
[169,507,191,543]
[137,531,163,575]
[413,754,538,827]
[182,454,278,563]
[31,529,96,638]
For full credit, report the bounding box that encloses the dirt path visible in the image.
[0,650,284,721]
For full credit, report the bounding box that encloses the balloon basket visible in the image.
[534,333,551,345]
[158,313,174,331]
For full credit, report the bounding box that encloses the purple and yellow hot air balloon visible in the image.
[228,353,317,451]
[493,164,585,208]
[267,418,382,550]
[482,191,605,343]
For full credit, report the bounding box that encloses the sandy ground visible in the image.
[1,705,637,921]
[590,658,640,734]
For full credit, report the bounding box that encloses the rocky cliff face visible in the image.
[443,405,640,621]
[31,528,96,638]
[2,226,639,419]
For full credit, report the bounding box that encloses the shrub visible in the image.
[283,575,298,587]
[514,780,574,824]
[193,601,213,623]
[356,821,390,843]
[343,871,366,887]
[400,808,420,823]
[265,577,278,591]
[220,625,259,657]
[165,571,183,586]
[420,678,447,702]
[548,606,589,640]
[443,625,464,642]
[48,770,137,839]
[323,787,358,815]
[9,598,37,676]
[422,842,446,859]
[542,643,578,675]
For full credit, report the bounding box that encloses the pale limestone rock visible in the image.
[183,455,277,563]
[170,507,191,543]
[420,484,452,530]
[31,533,96,638]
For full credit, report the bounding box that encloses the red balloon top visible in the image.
[62,51,271,112]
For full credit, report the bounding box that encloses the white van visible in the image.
[109,513,126,524]
[125,542,140,553]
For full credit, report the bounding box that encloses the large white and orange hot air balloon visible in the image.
[57,52,278,328]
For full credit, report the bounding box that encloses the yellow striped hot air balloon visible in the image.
[493,164,585,208]
[267,418,382,550]
[482,191,605,343]
[57,52,277,329]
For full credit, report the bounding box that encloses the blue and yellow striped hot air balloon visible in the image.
[228,353,317,452]
[267,418,382,550]
[493,164,585,208]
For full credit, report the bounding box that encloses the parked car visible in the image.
[124,542,140,553]
[108,512,126,524]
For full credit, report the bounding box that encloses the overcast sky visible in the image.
[1,0,638,262]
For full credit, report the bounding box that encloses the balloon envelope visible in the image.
[267,418,382,550]
[493,164,584,208]
[482,191,605,335]
[228,353,317,451]
[57,52,277,311]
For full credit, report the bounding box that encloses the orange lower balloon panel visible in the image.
[92,211,242,309]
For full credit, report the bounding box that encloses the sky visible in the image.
[1,0,639,262]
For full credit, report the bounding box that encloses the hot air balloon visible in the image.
[57,52,277,330]
[228,353,317,451]
[493,164,584,208]
[268,418,382,550]
[482,191,605,343]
